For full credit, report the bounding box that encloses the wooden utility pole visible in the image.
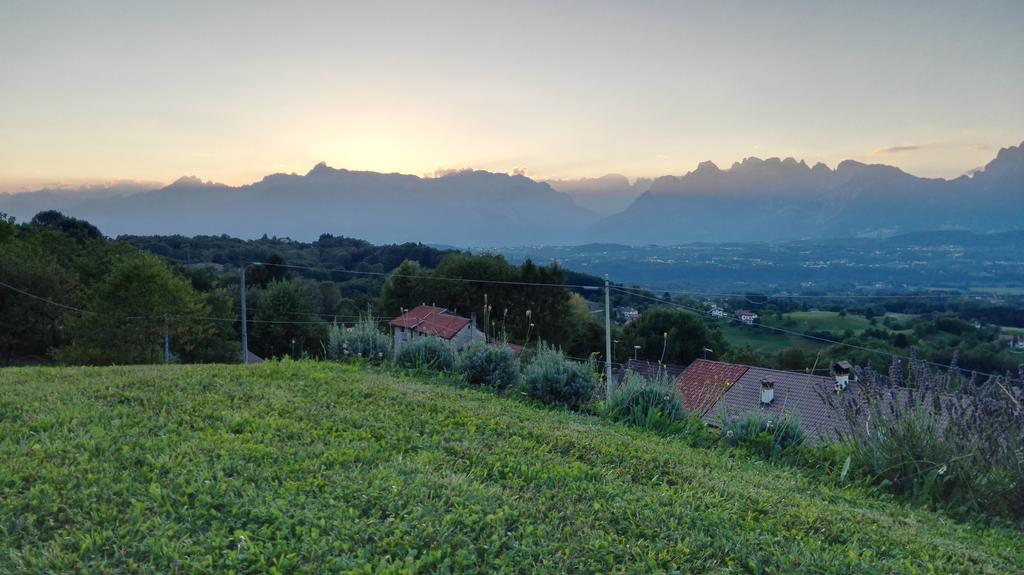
[604,276,613,399]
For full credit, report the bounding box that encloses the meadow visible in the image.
[2,361,1023,573]
[760,311,873,335]
[716,322,824,355]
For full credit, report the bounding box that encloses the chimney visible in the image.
[832,360,852,391]
[760,378,774,405]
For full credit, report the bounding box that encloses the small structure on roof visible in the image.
[831,360,853,390]
[389,305,484,353]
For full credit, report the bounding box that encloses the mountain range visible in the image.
[1,141,1021,246]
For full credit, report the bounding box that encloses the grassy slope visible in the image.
[2,363,1022,574]
[763,311,873,334]
[717,323,824,355]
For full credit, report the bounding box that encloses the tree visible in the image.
[0,235,80,364]
[29,210,102,242]
[247,278,327,359]
[562,292,604,359]
[56,253,213,365]
[378,260,428,316]
[776,346,809,370]
[0,212,14,244]
[621,307,729,365]
[248,253,289,287]
[723,344,767,367]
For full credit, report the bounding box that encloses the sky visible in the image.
[1,0,1022,192]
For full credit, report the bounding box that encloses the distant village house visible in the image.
[389,305,485,353]
[735,310,759,325]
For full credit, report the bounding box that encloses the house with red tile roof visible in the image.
[389,305,485,353]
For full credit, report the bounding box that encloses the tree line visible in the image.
[2,211,728,367]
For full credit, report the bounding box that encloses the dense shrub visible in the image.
[327,323,345,359]
[720,411,806,460]
[337,316,392,362]
[605,371,697,435]
[396,336,456,371]
[456,342,520,389]
[825,350,1024,520]
[521,344,596,410]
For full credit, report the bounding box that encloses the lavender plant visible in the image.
[824,349,1024,519]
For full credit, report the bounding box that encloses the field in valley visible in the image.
[2,362,1023,573]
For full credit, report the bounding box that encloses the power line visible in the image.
[0,280,93,314]
[613,286,1019,383]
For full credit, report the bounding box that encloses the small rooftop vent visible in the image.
[832,360,852,392]
[760,378,774,405]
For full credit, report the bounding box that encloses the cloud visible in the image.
[422,167,476,178]
[872,144,923,155]
[870,138,956,156]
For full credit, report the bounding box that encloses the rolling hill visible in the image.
[2,362,1022,572]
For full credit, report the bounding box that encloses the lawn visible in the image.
[764,311,874,335]
[2,362,1023,573]
[717,322,824,356]
[1001,325,1024,336]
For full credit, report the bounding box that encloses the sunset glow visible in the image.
[1,1,1022,190]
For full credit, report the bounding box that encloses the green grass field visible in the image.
[2,362,1022,573]
[762,311,873,335]
[717,322,824,355]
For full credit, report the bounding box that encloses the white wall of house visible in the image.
[392,323,485,354]
[448,324,485,350]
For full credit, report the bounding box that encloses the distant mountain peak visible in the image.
[307,162,343,177]
[167,176,222,188]
[693,161,721,174]
[811,162,832,174]
[979,140,1024,176]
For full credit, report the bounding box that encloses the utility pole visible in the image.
[604,275,613,399]
[240,265,249,365]
[163,314,170,364]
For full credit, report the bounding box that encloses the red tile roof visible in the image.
[674,359,750,415]
[389,305,472,340]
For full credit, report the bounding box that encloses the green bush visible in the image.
[340,316,392,362]
[521,343,596,410]
[456,342,520,389]
[396,336,456,371]
[720,411,806,460]
[605,371,698,435]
